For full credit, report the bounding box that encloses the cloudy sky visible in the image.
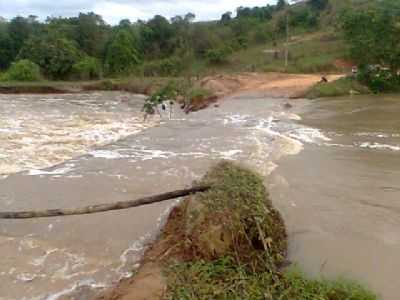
[0,0,278,24]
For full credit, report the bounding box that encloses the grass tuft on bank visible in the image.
[166,259,377,300]
[303,76,371,99]
[161,161,377,300]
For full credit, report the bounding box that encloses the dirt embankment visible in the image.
[199,72,344,99]
[0,72,343,98]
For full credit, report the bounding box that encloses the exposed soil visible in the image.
[183,72,343,113]
[0,72,343,99]
[200,72,344,99]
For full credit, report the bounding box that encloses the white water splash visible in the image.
[359,142,400,151]
[0,93,157,176]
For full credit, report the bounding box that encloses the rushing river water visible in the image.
[270,94,400,300]
[0,91,399,300]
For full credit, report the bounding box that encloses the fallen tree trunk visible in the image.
[0,185,210,220]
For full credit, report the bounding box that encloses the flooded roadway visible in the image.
[0,91,399,299]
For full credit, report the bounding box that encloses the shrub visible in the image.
[18,35,81,79]
[2,59,41,81]
[71,57,102,80]
[142,80,181,114]
[205,47,232,64]
[142,57,184,77]
[357,66,400,93]
[104,29,141,75]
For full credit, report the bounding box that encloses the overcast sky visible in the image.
[0,0,278,24]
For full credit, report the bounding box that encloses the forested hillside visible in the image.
[1,0,399,88]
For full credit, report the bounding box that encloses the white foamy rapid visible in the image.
[0,93,157,175]
[220,110,331,175]
[359,142,400,151]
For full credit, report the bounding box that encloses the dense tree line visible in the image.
[340,0,400,91]
[0,0,329,81]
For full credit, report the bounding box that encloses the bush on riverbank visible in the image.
[0,59,42,81]
[71,57,102,80]
[162,161,376,300]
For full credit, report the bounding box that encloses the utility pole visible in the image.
[285,12,289,68]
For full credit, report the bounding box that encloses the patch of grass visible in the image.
[195,161,287,268]
[217,30,348,74]
[0,77,180,94]
[84,77,180,94]
[264,32,348,74]
[163,161,377,300]
[166,259,377,300]
[303,76,371,98]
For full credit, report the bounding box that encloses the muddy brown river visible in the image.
[0,91,399,299]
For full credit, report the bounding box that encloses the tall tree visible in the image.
[308,0,329,11]
[341,3,400,90]
[76,12,110,58]
[0,21,13,69]
[104,29,140,74]
[220,12,232,23]
[18,33,81,79]
[276,0,288,11]
[8,16,39,60]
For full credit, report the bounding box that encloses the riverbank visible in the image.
[301,76,371,98]
[0,78,172,94]
[0,72,343,98]
[97,162,376,300]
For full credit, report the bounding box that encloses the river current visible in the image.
[0,91,398,299]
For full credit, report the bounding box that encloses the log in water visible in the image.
[0,186,210,219]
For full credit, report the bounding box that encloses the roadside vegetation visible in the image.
[2,0,400,98]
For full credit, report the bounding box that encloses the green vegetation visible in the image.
[104,29,141,75]
[141,79,216,114]
[1,0,399,96]
[304,77,370,98]
[141,57,184,77]
[167,259,376,300]
[18,34,81,79]
[0,0,350,81]
[71,57,102,80]
[340,0,400,92]
[0,59,41,81]
[162,162,376,300]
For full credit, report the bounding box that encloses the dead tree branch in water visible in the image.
[0,186,210,219]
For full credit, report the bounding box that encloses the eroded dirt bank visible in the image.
[199,72,343,99]
[0,72,343,99]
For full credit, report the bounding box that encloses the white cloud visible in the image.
[0,0,277,24]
